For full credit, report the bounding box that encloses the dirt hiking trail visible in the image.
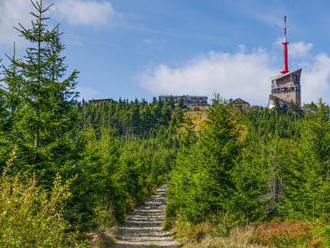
[113,184,180,248]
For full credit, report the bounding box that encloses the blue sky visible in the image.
[0,0,329,106]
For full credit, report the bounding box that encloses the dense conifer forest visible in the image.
[166,99,329,247]
[0,1,329,247]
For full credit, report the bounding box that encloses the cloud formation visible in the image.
[141,50,276,105]
[0,0,115,44]
[303,54,330,104]
[140,44,330,105]
[54,0,115,26]
[77,86,100,100]
[289,41,313,58]
[0,0,31,44]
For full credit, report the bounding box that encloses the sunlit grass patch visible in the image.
[169,217,265,248]
[252,219,328,248]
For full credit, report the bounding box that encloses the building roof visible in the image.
[270,68,302,81]
[232,98,250,105]
[89,98,114,103]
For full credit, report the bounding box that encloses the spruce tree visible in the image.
[169,96,241,223]
[0,44,21,167]
[280,99,330,220]
[166,115,197,224]
[2,0,78,172]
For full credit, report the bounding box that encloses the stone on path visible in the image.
[113,185,180,248]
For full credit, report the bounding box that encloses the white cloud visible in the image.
[140,45,330,106]
[273,38,313,58]
[0,0,115,45]
[54,0,115,26]
[77,86,100,100]
[289,42,313,58]
[141,49,277,105]
[302,54,330,104]
[0,0,31,44]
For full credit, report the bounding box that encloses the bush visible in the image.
[0,155,84,247]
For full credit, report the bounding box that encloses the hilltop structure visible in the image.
[269,16,302,109]
[90,96,209,108]
[159,95,208,107]
[232,98,250,108]
[90,98,115,104]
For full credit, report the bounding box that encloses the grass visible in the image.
[169,218,266,248]
[87,226,119,248]
[252,219,328,248]
[184,109,208,132]
[168,218,329,248]
[148,242,160,247]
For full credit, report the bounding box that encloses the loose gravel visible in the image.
[113,184,180,248]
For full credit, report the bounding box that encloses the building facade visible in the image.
[159,95,208,107]
[269,69,302,108]
[232,98,250,108]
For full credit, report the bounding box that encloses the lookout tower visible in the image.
[269,16,302,109]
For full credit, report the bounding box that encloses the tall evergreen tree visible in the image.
[167,96,242,223]
[185,97,241,222]
[166,115,197,224]
[2,0,78,171]
[279,100,330,220]
[0,45,21,167]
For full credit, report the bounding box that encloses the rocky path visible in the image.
[113,185,180,248]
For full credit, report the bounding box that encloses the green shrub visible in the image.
[0,157,84,247]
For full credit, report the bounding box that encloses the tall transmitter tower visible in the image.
[269,16,302,109]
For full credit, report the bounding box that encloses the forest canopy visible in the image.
[0,0,329,247]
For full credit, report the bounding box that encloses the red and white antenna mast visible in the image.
[281,16,289,74]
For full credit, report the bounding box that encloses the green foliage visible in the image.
[65,98,181,230]
[80,97,181,137]
[1,0,79,175]
[1,1,329,246]
[0,81,11,165]
[0,0,180,242]
[167,96,253,224]
[279,100,330,220]
[165,117,197,227]
[167,95,329,239]
[0,150,84,247]
[0,78,7,131]
[231,147,270,222]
